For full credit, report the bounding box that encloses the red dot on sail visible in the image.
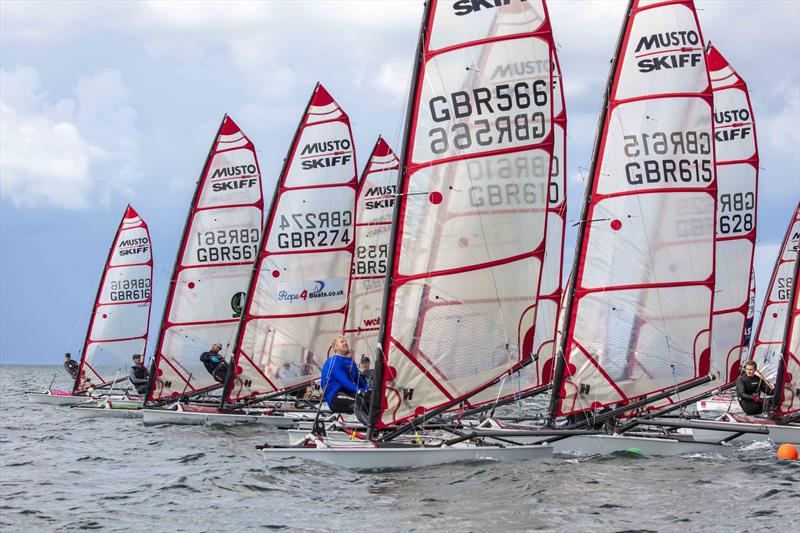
[272,270,280,278]
[610,219,622,231]
[414,406,426,417]
[102,314,108,319]
[773,312,779,318]
[384,366,398,381]
[188,282,195,289]
[429,191,443,205]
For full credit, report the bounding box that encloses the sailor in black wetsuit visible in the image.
[64,353,79,379]
[200,343,229,383]
[736,360,774,416]
[128,354,149,394]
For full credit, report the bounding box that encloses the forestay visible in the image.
[75,206,153,393]
[373,0,555,429]
[224,84,357,404]
[706,45,759,385]
[552,0,717,417]
[148,116,264,402]
[344,137,398,364]
[751,203,800,403]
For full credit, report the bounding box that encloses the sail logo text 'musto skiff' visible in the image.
[117,236,150,256]
[299,138,354,170]
[452,0,532,17]
[634,30,702,73]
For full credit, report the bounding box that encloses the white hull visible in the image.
[767,425,800,444]
[262,442,553,469]
[141,408,305,428]
[483,433,734,456]
[683,427,766,444]
[71,406,142,419]
[26,392,91,406]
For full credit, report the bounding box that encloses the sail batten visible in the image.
[74,205,153,393]
[147,115,264,402]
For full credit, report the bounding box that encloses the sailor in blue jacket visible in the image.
[320,335,370,415]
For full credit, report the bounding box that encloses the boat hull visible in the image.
[141,408,303,428]
[768,425,800,444]
[261,443,553,469]
[484,433,734,456]
[71,406,143,419]
[26,392,90,406]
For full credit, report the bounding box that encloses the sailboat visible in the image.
[260,0,561,467]
[28,205,153,406]
[140,115,264,422]
[143,84,360,427]
[756,203,800,443]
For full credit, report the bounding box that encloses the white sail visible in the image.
[148,116,264,401]
[706,44,759,386]
[373,0,555,429]
[751,204,800,387]
[76,205,153,392]
[344,137,398,364]
[552,0,716,417]
[225,84,358,403]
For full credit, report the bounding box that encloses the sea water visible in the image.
[1,365,798,532]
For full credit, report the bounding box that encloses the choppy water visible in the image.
[1,365,798,532]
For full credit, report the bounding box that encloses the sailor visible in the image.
[128,354,149,395]
[736,360,774,416]
[320,336,370,421]
[274,360,301,381]
[200,343,229,383]
[64,353,79,379]
[359,355,374,386]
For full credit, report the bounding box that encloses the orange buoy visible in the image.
[776,443,798,461]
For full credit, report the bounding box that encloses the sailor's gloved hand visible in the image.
[356,388,367,396]
[210,356,220,364]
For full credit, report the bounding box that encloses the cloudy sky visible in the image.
[1,0,798,364]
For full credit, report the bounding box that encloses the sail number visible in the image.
[427,81,549,155]
[718,192,754,235]
[195,228,259,262]
[109,278,150,301]
[623,130,712,186]
[354,244,388,275]
[277,211,352,248]
[776,277,793,300]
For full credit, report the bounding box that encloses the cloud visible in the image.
[0,65,140,209]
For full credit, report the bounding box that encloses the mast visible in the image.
[369,0,556,439]
[144,119,224,406]
[223,83,358,405]
[771,203,800,414]
[75,205,153,394]
[220,87,318,406]
[366,2,432,441]
[751,203,800,389]
[146,115,264,404]
[547,0,633,423]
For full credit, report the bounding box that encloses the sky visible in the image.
[1,0,798,364]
